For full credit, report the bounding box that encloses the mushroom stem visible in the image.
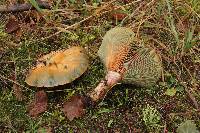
[62,71,122,120]
[89,71,122,102]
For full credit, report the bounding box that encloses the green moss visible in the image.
[0,0,199,132]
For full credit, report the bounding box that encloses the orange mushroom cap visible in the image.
[25,46,89,87]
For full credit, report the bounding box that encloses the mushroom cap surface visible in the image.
[25,46,89,87]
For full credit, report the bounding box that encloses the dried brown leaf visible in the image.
[5,15,20,33]
[27,90,48,117]
[62,95,86,121]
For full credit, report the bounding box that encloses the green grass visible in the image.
[0,0,200,132]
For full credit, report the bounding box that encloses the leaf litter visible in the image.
[62,95,87,121]
[27,90,48,117]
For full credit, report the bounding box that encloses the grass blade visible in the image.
[28,0,42,12]
[165,0,179,53]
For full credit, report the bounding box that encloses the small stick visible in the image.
[0,1,50,13]
[185,88,199,109]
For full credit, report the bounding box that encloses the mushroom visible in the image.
[25,46,89,117]
[63,27,163,120]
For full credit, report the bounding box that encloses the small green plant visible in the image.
[165,87,177,96]
[165,0,179,53]
[92,108,113,119]
[142,104,162,132]
[184,26,196,51]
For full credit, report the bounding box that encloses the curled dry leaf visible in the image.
[5,15,20,33]
[62,95,87,121]
[27,90,48,117]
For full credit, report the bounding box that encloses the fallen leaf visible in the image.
[27,90,48,117]
[5,15,20,33]
[62,95,87,121]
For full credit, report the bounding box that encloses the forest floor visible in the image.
[0,0,199,132]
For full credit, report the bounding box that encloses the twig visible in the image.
[185,87,199,110]
[61,15,94,29]
[180,61,194,80]
[173,69,199,110]
[0,1,50,13]
[180,62,199,109]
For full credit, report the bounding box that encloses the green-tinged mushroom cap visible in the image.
[97,27,162,87]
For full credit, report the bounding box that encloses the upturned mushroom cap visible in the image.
[25,46,89,87]
[97,27,162,87]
